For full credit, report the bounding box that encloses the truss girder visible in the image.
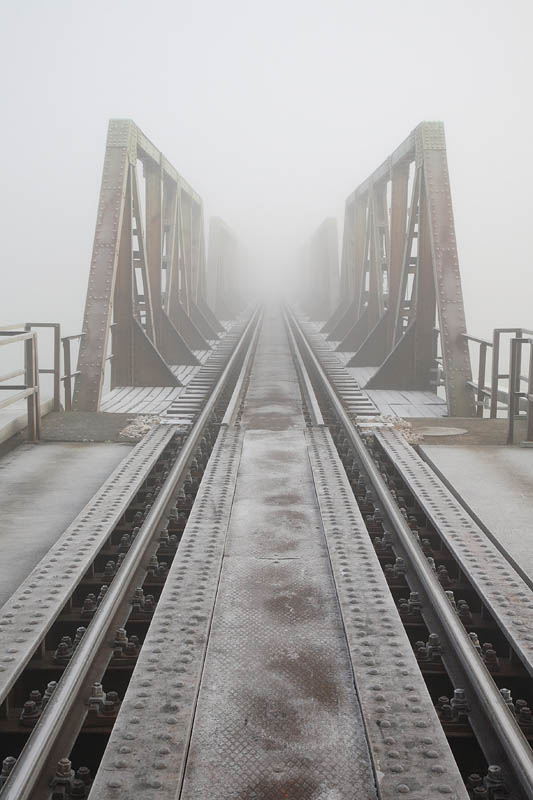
[73,120,222,411]
[325,121,474,416]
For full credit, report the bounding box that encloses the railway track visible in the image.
[0,310,259,799]
[0,306,531,799]
[288,308,533,799]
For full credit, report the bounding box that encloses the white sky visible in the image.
[1,0,532,340]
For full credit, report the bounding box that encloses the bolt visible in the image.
[76,766,91,785]
[73,627,86,649]
[42,681,57,709]
[445,590,456,609]
[29,689,42,705]
[408,591,421,615]
[56,758,74,778]
[0,757,16,787]
[427,633,442,661]
[500,688,515,713]
[450,688,470,721]
[394,557,407,576]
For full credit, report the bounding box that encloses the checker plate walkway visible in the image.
[180,311,376,798]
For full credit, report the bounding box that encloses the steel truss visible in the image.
[73,120,224,412]
[324,122,474,417]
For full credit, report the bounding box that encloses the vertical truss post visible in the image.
[327,198,368,343]
[145,161,163,346]
[387,161,409,349]
[413,178,436,387]
[420,124,474,416]
[73,120,133,411]
[111,168,134,388]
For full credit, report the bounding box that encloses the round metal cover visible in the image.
[418,426,468,437]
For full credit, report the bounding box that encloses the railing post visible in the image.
[526,343,533,445]
[477,342,487,418]
[53,324,61,411]
[507,337,519,445]
[490,330,500,418]
[63,338,72,412]
[24,333,40,442]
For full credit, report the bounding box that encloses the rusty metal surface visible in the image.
[421,129,474,417]
[377,427,533,675]
[74,120,132,411]
[240,308,305,429]
[180,428,376,799]
[306,426,469,800]
[179,313,377,799]
[0,424,174,703]
[88,426,244,799]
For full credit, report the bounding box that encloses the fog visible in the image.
[1,0,532,341]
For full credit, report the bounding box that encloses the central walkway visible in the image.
[180,309,377,799]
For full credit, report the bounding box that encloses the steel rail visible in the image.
[283,310,324,426]
[1,307,260,800]
[221,308,262,426]
[287,306,533,799]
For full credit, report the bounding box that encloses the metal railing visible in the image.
[462,333,493,418]
[490,328,532,418]
[1,319,138,424]
[61,333,83,411]
[24,323,61,412]
[0,322,87,438]
[507,335,533,445]
[0,326,41,441]
[463,328,533,443]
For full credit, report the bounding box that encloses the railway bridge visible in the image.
[1,120,532,800]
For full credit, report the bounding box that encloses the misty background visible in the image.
[1,0,532,347]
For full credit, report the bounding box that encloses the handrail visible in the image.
[0,323,25,331]
[462,333,492,417]
[463,328,533,421]
[507,336,533,445]
[461,332,493,347]
[0,368,25,383]
[24,323,61,411]
[491,328,533,419]
[0,330,40,440]
[61,333,84,411]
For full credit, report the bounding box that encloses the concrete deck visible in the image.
[0,397,54,446]
[421,444,533,588]
[0,441,131,606]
